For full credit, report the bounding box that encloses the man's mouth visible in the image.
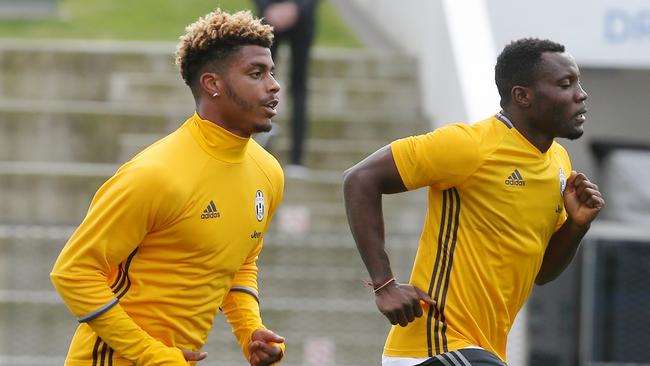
[574,109,587,123]
[263,99,279,116]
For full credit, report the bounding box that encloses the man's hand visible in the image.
[375,282,436,327]
[248,329,285,366]
[563,171,605,227]
[181,348,208,362]
[264,2,299,32]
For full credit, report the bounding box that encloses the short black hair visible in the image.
[495,38,565,108]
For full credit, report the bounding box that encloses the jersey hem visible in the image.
[383,340,476,358]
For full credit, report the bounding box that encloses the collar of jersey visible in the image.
[494,114,553,158]
[510,125,554,158]
[189,112,250,163]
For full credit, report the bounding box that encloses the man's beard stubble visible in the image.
[224,84,273,134]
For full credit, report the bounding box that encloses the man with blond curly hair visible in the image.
[51,8,285,366]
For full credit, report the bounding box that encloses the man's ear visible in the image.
[199,72,222,97]
[512,85,532,108]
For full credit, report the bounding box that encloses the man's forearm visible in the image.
[536,219,590,285]
[343,170,394,284]
[222,291,272,360]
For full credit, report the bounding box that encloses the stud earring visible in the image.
[212,92,219,97]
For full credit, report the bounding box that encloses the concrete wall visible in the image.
[332,0,469,126]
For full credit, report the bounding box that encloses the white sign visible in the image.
[487,0,650,68]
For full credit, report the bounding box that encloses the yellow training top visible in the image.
[387,114,571,361]
[51,113,284,365]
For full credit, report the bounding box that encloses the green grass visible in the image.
[0,0,362,48]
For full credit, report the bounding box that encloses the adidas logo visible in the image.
[505,169,526,186]
[201,200,221,219]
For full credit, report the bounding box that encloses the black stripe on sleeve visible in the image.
[109,263,124,290]
[113,248,138,299]
[116,278,132,299]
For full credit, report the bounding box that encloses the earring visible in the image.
[212,92,219,97]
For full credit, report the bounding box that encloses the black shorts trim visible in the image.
[415,349,506,366]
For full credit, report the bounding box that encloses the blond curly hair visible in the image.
[175,8,274,87]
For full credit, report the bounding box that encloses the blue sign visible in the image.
[605,8,650,43]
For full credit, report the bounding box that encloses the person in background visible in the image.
[51,8,285,366]
[343,38,604,366]
[255,0,318,177]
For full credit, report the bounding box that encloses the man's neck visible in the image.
[501,110,553,153]
[196,101,250,138]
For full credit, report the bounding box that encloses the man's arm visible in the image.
[50,165,190,364]
[221,241,284,366]
[536,171,605,285]
[343,145,434,327]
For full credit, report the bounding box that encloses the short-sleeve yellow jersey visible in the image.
[51,113,284,365]
[387,114,571,361]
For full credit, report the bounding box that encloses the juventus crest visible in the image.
[255,190,265,222]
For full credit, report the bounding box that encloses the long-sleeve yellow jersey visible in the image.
[50,113,284,365]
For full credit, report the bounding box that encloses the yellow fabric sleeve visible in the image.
[221,291,264,361]
[50,163,180,364]
[391,123,481,191]
[221,291,286,364]
[221,240,285,363]
[87,306,187,365]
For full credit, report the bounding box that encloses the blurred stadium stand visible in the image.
[0,40,428,365]
[0,0,58,19]
[582,236,650,365]
[3,0,650,362]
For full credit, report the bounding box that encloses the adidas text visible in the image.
[505,169,526,186]
[505,179,526,186]
[201,212,221,219]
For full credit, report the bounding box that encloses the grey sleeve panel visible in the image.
[77,298,119,323]
[229,286,260,304]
